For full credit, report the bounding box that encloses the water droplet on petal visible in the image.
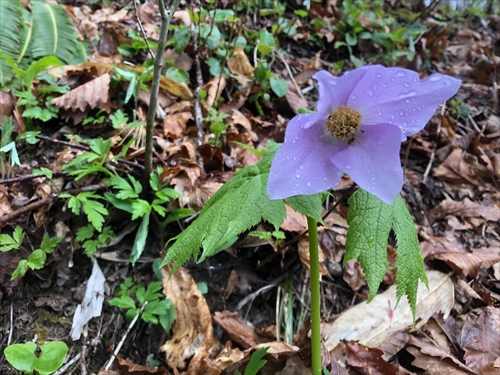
[405,99,410,103]
[292,156,297,161]
[399,110,404,116]
[345,165,352,170]
[403,82,410,87]
[391,115,395,120]
[296,174,300,178]
[367,89,374,97]
[398,90,418,99]
[323,177,328,181]
[376,73,382,78]
[299,165,304,170]
[396,71,406,77]
[429,75,442,82]
[391,77,396,82]
[306,182,311,187]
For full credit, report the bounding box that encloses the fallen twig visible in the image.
[35,134,145,170]
[0,184,105,228]
[104,301,148,371]
[0,171,67,185]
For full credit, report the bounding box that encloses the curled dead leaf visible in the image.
[51,73,110,112]
[160,265,214,370]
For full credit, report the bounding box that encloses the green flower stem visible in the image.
[307,216,322,375]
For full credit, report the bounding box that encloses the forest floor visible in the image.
[0,0,499,374]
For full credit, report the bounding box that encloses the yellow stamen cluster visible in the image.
[325,106,362,140]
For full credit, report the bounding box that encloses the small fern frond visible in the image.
[31,0,79,64]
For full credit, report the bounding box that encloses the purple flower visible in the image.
[267,65,461,203]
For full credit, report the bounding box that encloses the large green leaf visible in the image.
[345,189,428,318]
[31,0,79,63]
[161,144,324,271]
[0,0,23,85]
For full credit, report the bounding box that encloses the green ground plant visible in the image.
[4,341,68,375]
[0,227,61,280]
[109,278,176,333]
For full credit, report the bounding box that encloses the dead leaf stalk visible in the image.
[52,353,81,375]
[276,52,306,102]
[143,0,181,195]
[104,301,149,371]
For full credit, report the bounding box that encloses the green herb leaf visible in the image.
[345,189,427,318]
[161,144,286,271]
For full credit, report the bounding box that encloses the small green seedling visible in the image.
[109,278,176,333]
[4,341,68,375]
[234,346,270,375]
[0,228,61,280]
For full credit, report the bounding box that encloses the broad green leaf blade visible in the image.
[0,0,23,85]
[345,189,392,301]
[130,213,150,265]
[161,144,286,270]
[4,342,37,374]
[31,1,79,63]
[285,193,324,224]
[35,341,68,375]
[391,195,428,317]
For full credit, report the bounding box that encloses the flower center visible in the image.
[325,106,362,140]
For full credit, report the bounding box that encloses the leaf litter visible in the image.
[0,1,500,375]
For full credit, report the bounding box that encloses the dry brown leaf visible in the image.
[428,252,500,278]
[213,310,268,349]
[220,342,299,375]
[160,265,214,370]
[280,204,308,232]
[51,73,110,111]
[298,236,328,275]
[159,75,193,100]
[406,344,473,374]
[163,111,192,139]
[342,259,366,292]
[203,76,226,109]
[227,46,254,88]
[285,89,308,115]
[378,331,411,360]
[0,90,14,125]
[324,270,454,350]
[114,352,172,374]
[428,198,500,222]
[342,341,398,375]
[0,185,13,217]
[461,307,500,370]
[434,148,484,186]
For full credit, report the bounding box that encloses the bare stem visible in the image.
[143,0,180,196]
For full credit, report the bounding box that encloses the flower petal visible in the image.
[267,114,344,199]
[312,69,368,126]
[347,65,461,139]
[330,124,403,203]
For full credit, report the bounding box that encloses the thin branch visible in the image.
[0,184,106,228]
[104,302,148,371]
[132,0,155,60]
[35,134,144,170]
[0,171,67,185]
[276,52,306,102]
[143,0,181,195]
